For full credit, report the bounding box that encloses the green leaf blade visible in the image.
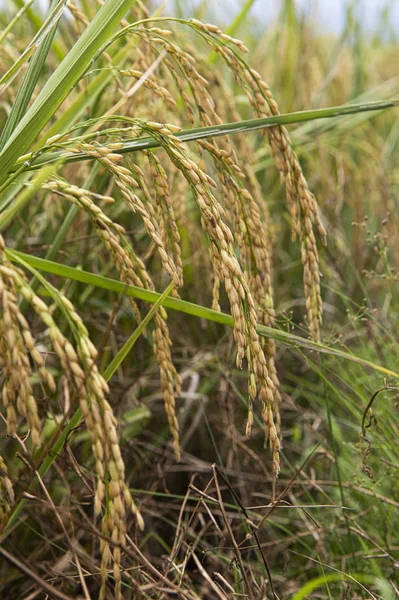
[0,0,134,186]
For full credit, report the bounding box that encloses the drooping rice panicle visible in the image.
[46,177,182,466]
[0,233,143,600]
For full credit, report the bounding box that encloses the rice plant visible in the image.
[0,1,398,598]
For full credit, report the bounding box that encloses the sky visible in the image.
[2,0,399,34]
[260,0,399,33]
[155,0,399,34]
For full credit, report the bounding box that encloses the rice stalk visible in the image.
[1,15,329,475]
[0,12,358,592]
[45,176,182,463]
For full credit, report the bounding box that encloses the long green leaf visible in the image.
[12,0,65,60]
[6,250,399,381]
[291,573,375,600]
[0,0,67,96]
[15,99,399,172]
[0,0,63,150]
[0,0,36,46]
[0,0,134,187]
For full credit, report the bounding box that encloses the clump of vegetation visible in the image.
[0,1,398,598]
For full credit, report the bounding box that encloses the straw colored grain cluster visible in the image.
[244,68,326,341]
[0,12,327,595]
[79,140,182,288]
[40,17,325,475]
[114,16,325,426]
[171,20,326,342]
[0,233,142,599]
[47,167,182,467]
[0,236,55,446]
[128,121,281,472]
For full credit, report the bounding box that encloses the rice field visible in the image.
[0,1,398,598]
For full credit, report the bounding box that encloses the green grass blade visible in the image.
[11,0,68,61]
[0,175,30,212]
[290,573,375,600]
[17,99,399,172]
[0,0,67,96]
[102,281,174,381]
[0,0,135,187]
[0,0,36,45]
[225,0,258,36]
[6,250,399,381]
[0,0,63,150]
